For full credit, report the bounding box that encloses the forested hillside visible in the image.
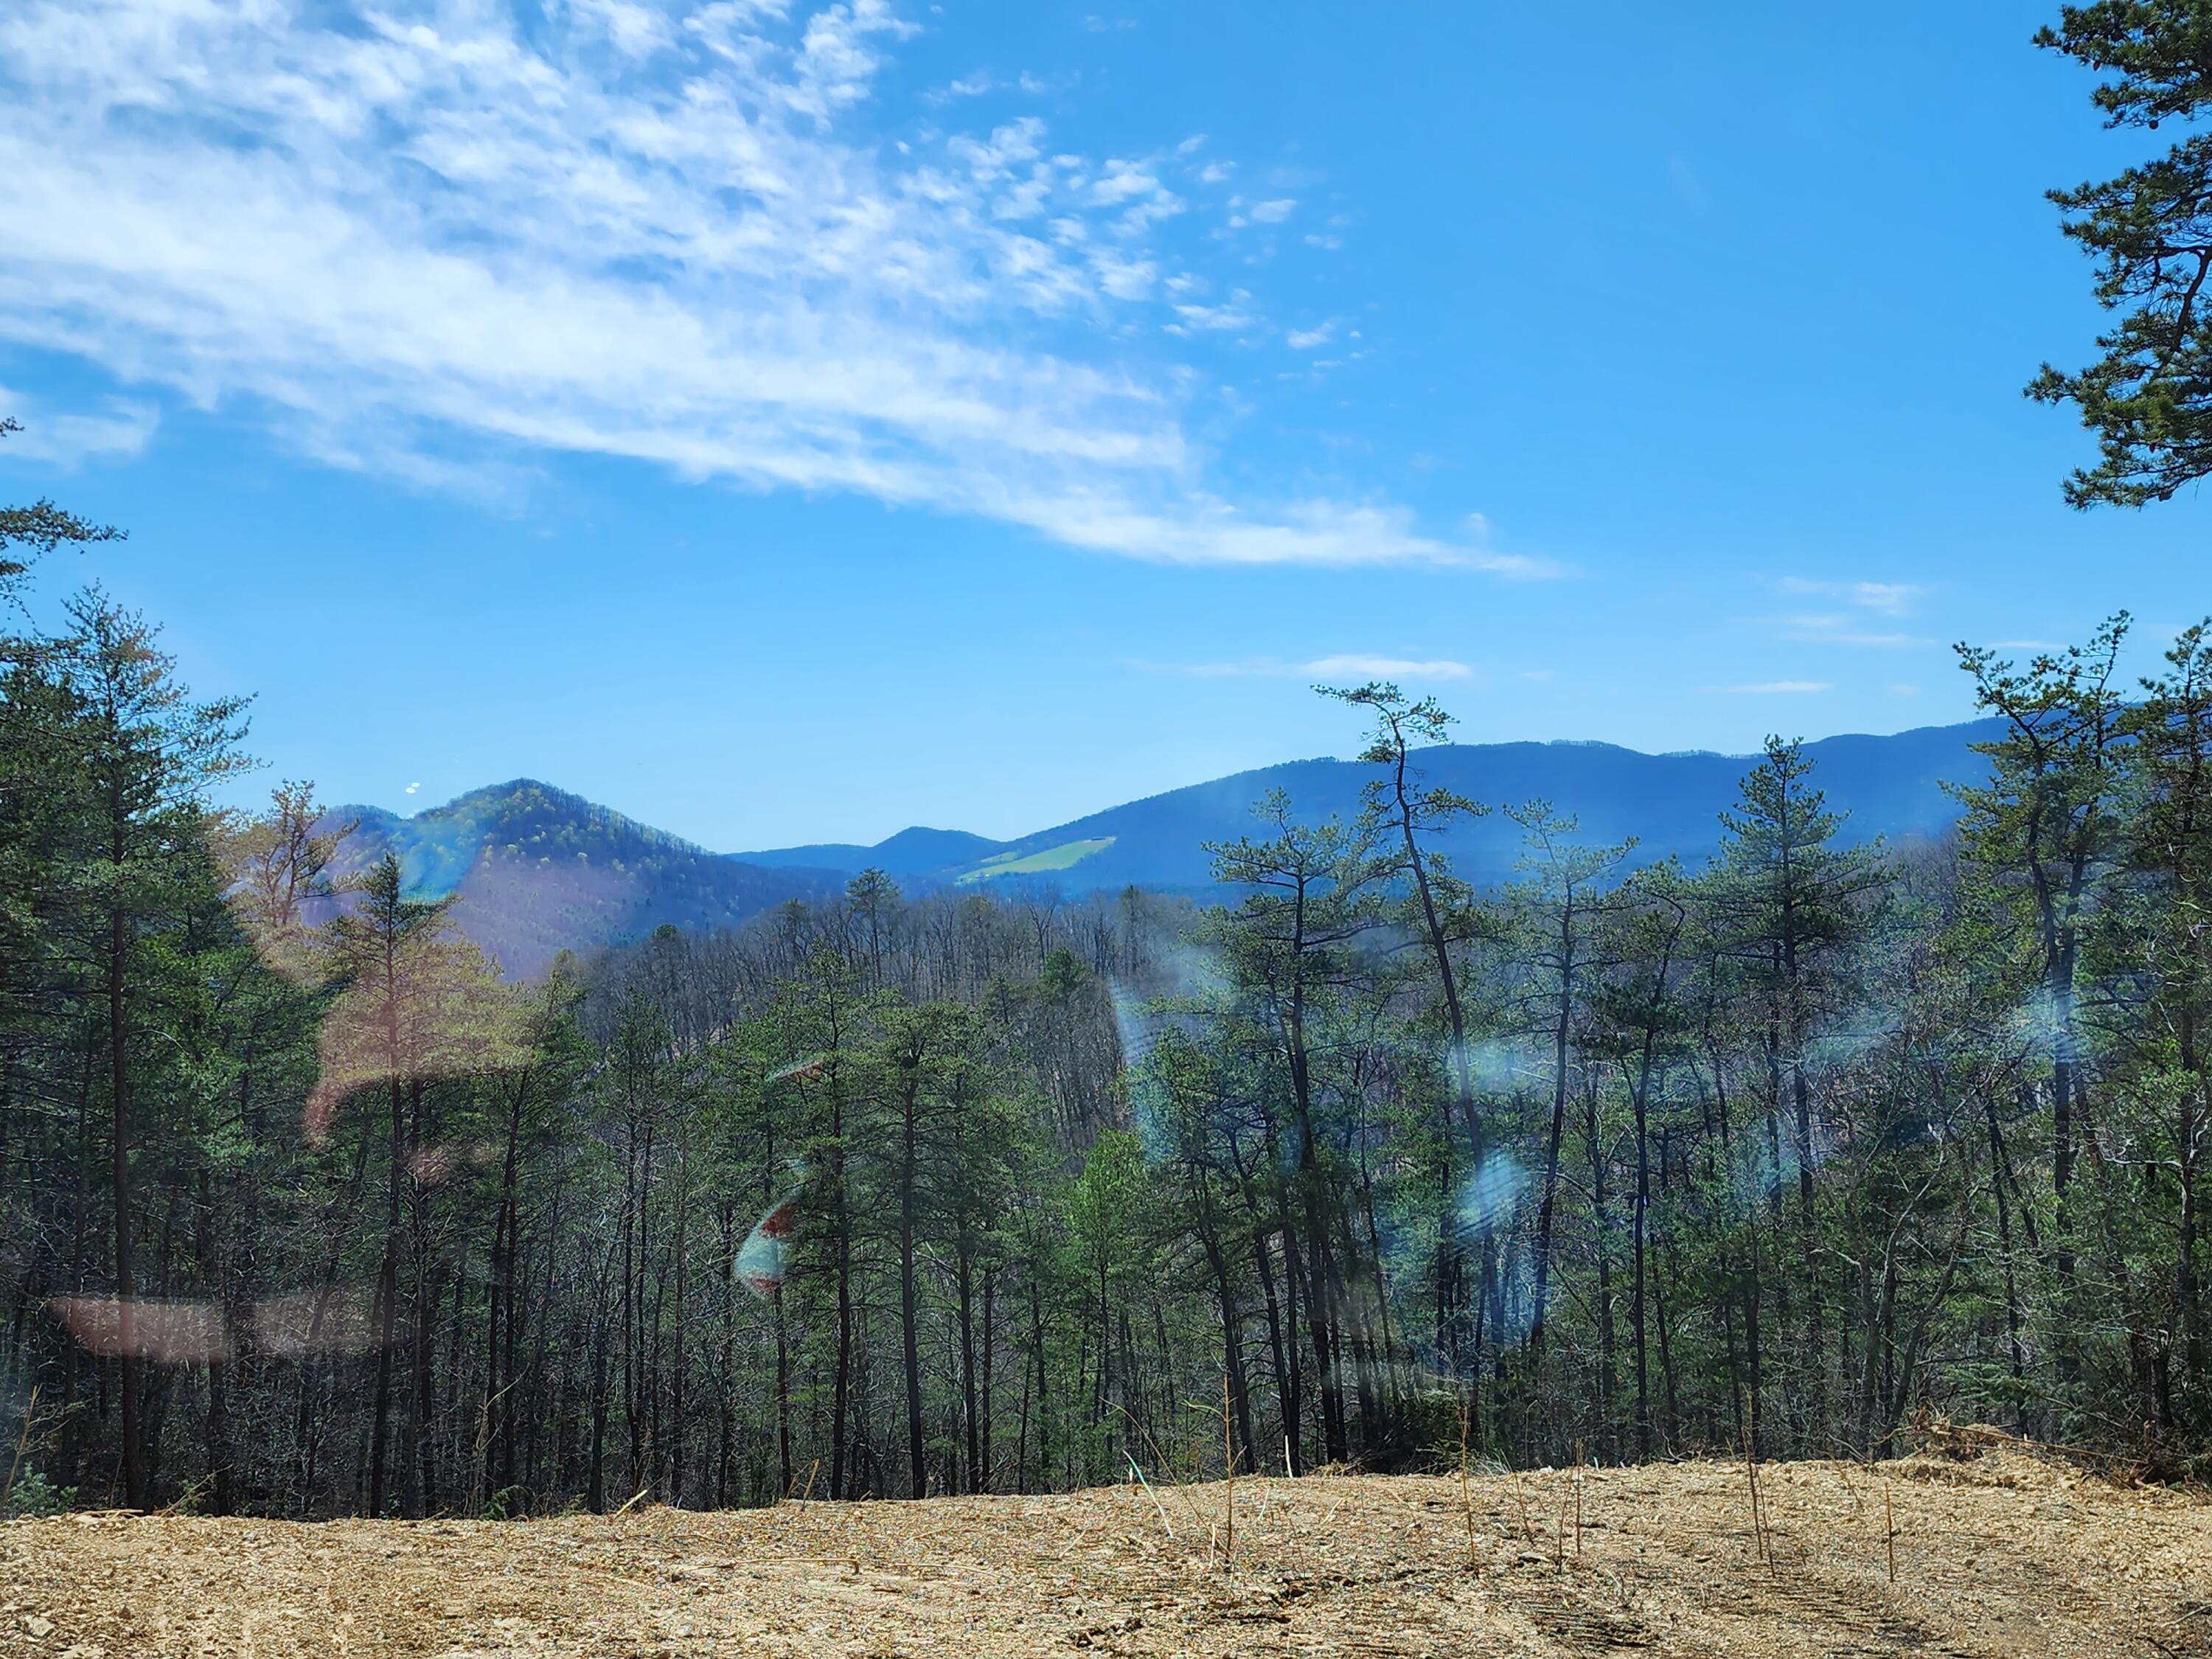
[330,782,839,978]
[317,722,1997,975]
[735,721,2003,892]
[372,720,1996,966]
[4,450,2211,1523]
[733,825,1008,877]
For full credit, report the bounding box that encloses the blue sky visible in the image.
[0,0,2202,849]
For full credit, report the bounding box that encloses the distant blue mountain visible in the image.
[740,717,2004,894]
[734,825,1007,875]
[339,720,2004,975]
[324,780,839,978]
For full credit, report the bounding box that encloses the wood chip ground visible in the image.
[2,1448,2206,1656]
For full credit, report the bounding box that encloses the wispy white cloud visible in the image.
[1764,577,1933,647]
[1286,321,1335,351]
[1056,501,1549,572]
[1773,577,1922,615]
[0,0,1504,571]
[1776,613,1932,648]
[1131,652,1476,681]
[1854,582,1919,614]
[1089,156,1166,206]
[1304,653,1472,681]
[1248,198,1296,223]
[1169,296,1256,334]
[0,387,159,466]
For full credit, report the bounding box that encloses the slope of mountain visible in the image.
[732,825,1007,874]
[325,780,839,978]
[737,717,2004,894]
[942,718,2006,894]
[345,720,2005,975]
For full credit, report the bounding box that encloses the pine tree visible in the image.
[2032,4,2212,504]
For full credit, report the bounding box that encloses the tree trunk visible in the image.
[956,1240,979,1494]
[108,901,145,1509]
[368,1061,403,1517]
[899,1078,925,1499]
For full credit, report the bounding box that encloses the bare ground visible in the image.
[2,1444,2208,1657]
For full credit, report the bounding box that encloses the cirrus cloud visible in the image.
[0,0,1517,571]
[0,384,158,466]
[1130,652,1476,681]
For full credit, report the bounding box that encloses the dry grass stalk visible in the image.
[1832,1455,1864,1514]
[1124,1455,1174,1539]
[1111,1402,1206,1535]
[1739,1397,1771,1572]
[1882,1475,1896,1583]
[1220,1371,1235,1575]
[1109,1402,1169,1475]
[1456,1397,1477,1568]
[1573,1439,1585,1561]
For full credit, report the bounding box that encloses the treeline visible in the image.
[1154,647,2211,1478]
[4,458,2211,1514]
[1,682,1175,1514]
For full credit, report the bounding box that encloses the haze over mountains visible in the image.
[336,719,2000,976]
[326,783,842,979]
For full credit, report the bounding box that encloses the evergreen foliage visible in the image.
[2035,2,2212,503]
[7,442,2212,1516]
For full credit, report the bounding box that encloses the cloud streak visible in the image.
[1777,615,1933,649]
[1133,653,1476,681]
[0,0,1510,571]
[0,385,158,466]
[1773,577,1922,615]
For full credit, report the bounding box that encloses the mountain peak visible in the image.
[320,717,2005,978]
[324,783,834,978]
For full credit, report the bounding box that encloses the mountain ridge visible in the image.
[735,717,2005,892]
[338,720,2003,975]
[733,824,1008,874]
[321,778,843,978]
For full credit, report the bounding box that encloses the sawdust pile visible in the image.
[1,1441,2206,1655]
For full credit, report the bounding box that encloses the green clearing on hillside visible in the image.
[955,836,1115,884]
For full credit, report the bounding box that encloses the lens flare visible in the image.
[47,1290,392,1363]
[251,1290,380,1359]
[1456,1153,1528,1237]
[45,1298,228,1366]
[737,1197,800,1297]
[766,1053,829,1085]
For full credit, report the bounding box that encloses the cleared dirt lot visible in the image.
[1,1444,2207,1656]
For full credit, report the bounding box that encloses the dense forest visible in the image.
[4,425,2212,1520]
